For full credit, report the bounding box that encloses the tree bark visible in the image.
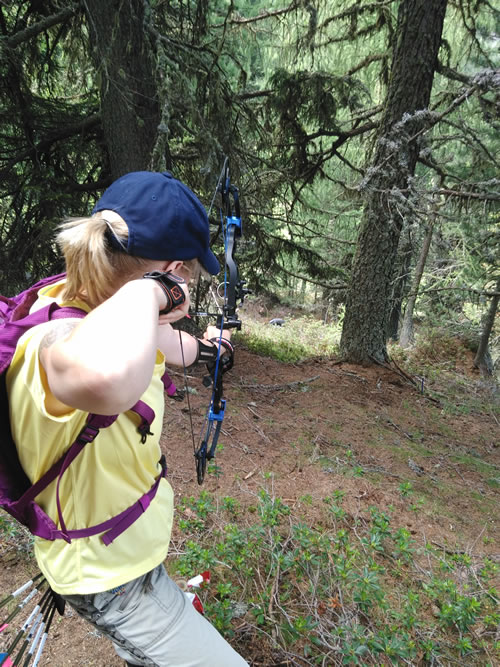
[399,220,434,348]
[84,0,160,179]
[473,279,500,376]
[340,0,448,363]
[387,224,413,340]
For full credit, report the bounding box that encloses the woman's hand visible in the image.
[157,280,190,325]
[204,325,232,341]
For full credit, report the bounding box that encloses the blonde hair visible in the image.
[56,212,203,308]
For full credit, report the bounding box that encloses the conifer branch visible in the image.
[435,188,500,202]
[0,113,100,177]
[212,2,300,28]
[3,5,79,50]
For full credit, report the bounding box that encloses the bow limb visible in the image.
[217,164,246,331]
[221,212,242,329]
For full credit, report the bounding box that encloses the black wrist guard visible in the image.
[209,336,234,356]
[143,271,186,314]
[195,339,218,364]
[209,336,234,373]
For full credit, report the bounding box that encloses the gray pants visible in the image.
[62,564,248,666]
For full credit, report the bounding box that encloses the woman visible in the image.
[7,171,248,666]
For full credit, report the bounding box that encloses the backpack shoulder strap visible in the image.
[1,274,67,323]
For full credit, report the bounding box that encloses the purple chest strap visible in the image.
[15,401,164,545]
[161,371,178,397]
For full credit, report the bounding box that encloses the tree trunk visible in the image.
[84,0,160,179]
[399,220,434,348]
[473,280,500,376]
[340,0,447,363]
[387,224,413,340]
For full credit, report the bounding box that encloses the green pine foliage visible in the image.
[0,0,497,355]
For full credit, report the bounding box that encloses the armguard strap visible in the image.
[143,271,186,314]
[195,339,218,364]
[209,336,234,356]
[195,337,234,370]
[209,336,234,373]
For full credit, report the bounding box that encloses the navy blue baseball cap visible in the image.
[93,171,220,275]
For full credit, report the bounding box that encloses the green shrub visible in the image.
[169,488,499,665]
[239,316,340,362]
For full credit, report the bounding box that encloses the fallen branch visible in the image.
[239,375,320,392]
[369,355,418,388]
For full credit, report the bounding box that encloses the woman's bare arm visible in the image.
[40,279,185,415]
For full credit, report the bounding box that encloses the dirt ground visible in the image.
[1,344,498,665]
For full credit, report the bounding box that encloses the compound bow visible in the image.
[188,158,249,484]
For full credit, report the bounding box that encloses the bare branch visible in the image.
[347,53,386,76]
[305,119,379,143]
[435,188,500,202]
[235,89,273,100]
[212,1,300,28]
[0,113,100,178]
[318,0,394,31]
[436,61,473,85]
[3,5,78,50]
[275,264,347,291]
[415,285,500,298]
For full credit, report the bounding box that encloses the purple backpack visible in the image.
[0,274,176,546]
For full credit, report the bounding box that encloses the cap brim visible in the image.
[201,248,220,275]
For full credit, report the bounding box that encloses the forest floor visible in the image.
[0,318,499,665]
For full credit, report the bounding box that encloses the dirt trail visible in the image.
[1,346,498,665]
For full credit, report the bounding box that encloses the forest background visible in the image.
[0,1,499,665]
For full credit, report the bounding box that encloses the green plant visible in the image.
[240,316,341,363]
[352,567,386,612]
[324,491,347,521]
[392,527,416,562]
[257,489,290,527]
[177,491,217,533]
[409,497,425,512]
[398,481,413,497]
[174,540,217,576]
[456,635,473,655]
[0,515,34,553]
[222,496,240,517]
[170,488,499,665]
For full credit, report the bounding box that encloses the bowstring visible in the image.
[178,330,197,458]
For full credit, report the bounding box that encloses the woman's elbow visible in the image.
[49,365,148,415]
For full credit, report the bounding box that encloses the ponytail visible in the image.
[56,213,150,307]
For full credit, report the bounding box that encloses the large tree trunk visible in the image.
[473,280,500,376]
[84,0,160,179]
[340,0,447,363]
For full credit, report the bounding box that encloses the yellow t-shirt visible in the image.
[6,279,174,595]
